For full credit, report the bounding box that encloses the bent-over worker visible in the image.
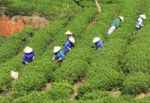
[64,36,75,55]
[93,37,103,49]
[107,16,124,35]
[22,46,35,64]
[53,46,65,62]
[136,14,146,30]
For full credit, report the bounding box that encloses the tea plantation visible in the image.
[0,0,150,103]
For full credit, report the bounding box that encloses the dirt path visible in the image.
[42,81,52,91]
[109,88,121,97]
[12,15,50,28]
[87,20,96,30]
[0,15,50,36]
[135,91,150,100]
[70,80,84,100]
[95,0,102,13]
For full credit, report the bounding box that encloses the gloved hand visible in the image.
[67,47,71,51]
[32,56,35,60]
[69,48,71,51]
[58,58,62,60]
[25,61,28,64]
[53,57,55,60]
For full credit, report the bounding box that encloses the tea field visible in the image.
[0,0,150,103]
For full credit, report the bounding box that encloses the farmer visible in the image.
[107,16,124,35]
[136,14,146,30]
[22,46,35,64]
[64,36,75,55]
[93,37,103,49]
[53,46,65,62]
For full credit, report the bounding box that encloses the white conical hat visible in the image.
[93,37,100,43]
[11,71,18,80]
[119,16,124,21]
[53,46,61,53]
[24,46,33,53]
[69,36,75,44]
[140,14,146,19]
[65,30,72,35]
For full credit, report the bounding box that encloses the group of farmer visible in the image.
[11,13,146,79]
[22,14,146,64]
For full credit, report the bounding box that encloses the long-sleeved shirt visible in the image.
[64,40,73,55]
[54,51,65,60]
[112,18,121,28]
[22,52,35,63]
[136,17,143,29]
[95,40,103,49]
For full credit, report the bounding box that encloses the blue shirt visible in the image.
[64,40,73,55]
[95,40,103,49]
[54,51,65,60]
[22,52,35,63]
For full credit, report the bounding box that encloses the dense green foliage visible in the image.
[0,0,150,103]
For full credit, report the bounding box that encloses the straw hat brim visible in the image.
[119,16,124,21]
[140,14,146,19]
[65,31,72,35]
[69,37,75,43]
[53,46,61,53]
[24,47,33,53]
[93,37,100,43]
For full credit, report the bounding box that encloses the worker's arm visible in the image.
[67,47,71,51]
[53,55,57,60]
[22,55,28,64]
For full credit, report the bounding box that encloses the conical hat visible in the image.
[69,36,75,44]
[119,16,124,21]
[140,14,146,19]
[11,71,18,80]
[53,46,61,53]
[93,37,100,43]
[24,46,33,53]
[65,30,72,35]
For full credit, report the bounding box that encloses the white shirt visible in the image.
[136,17,143,29]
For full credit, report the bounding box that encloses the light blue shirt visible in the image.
[54,51,65,60]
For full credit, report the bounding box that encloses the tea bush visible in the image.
[12,71,47,97]
[79,91,109,100]
[122,72,150,95]
[79,68,123,94]
[0,96,11,103]
[0,69,12,92]
[124,24,150,73]
[0,35,6,44]
[53,60,88,84]
[6,0,81,18]
[13,91,51,103]
[48,82,73,100]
